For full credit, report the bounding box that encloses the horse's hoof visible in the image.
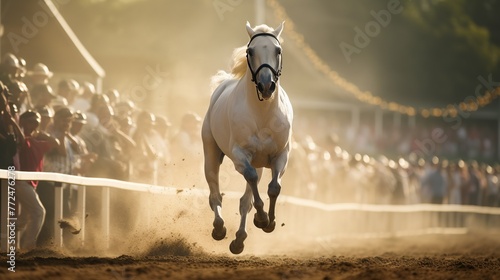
[211,226,227,241]
[229,240,244,254]
[262,220,276,233]
[253,213,270,229]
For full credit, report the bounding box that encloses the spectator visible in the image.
[467,162,481,205]
[171,112,203,186]
[70,111,97,177]
[8,81,32,114]
[35,105,55,133]
[131,111,157,183]
[26,63,53,88]
[172,112,202,160]
[114,100,135,120]
[116,115,134,136]
[72,81,95,112]
[84,104,135,180]
[57,79,80,107]
[0,53,22,85]
[32,84,57,108]
[50,95,69,113]
[485,165,499,207]
[152,115,172,182]
[446,162,462,204]
[17,110,60,251]
[60,111,96,237]
[84,93,110,131]
[420,159,447,204]
[105,89,120,107]
[0,83,21,169]
[38,107,80,246]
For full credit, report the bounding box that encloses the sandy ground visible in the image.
[2,232,499,280]
[3,171,499,279]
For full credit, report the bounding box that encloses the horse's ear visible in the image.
[272,21,284,38]
[246,21,255,38]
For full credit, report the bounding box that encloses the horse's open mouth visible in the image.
[260,92,273,100]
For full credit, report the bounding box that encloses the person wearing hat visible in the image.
[32,84,57,108]
[420,159,447,204]
[0,53,22,85]
[131,111,158,183]
[57,79,80,107]
[0,82,23,169]
[35,105,55,133]
[17,110,61,252]
[44,107,80,171]
[26,63,53,87]
[170,112,204,186]
[57,111,96,236]
[151,114,172,183]
[71,111,97,177]
[105,89,120,107]
[37,107,82,246]
[72,81,95,112]
[8,80,32,114]
[114,100,136,119]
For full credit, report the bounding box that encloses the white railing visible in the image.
[1,169,500,252]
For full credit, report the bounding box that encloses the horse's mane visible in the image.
[211,24,282,92]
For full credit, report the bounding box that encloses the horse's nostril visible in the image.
[257,83,264,92]
[269,82,276,92]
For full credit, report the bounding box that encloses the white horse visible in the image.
[201,22,293,254]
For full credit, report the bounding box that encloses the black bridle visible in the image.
[246,33,283,101]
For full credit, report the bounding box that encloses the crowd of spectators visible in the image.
[286,116,500,207]
[0,53,201,252]
[1,52,499,253]
[352,122,497,162]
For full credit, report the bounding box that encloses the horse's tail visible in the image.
[210,46,247,92]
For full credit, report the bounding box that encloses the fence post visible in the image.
[101,187,110,250]
[77,185,86,246]
[54,186,63,247]
[1,179,7,252]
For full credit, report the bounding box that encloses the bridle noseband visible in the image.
[246,33,283,101]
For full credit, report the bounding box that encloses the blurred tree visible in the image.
[58,0,500,107]
[397,0,500,104]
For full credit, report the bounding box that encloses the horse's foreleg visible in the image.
[203,135,226,240]
[229,184,253,254]
[263,150,288,233]
[263,177,279,233]
[233,148,269,229]
[244,165,269,229]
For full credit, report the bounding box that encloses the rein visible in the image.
[246,33,282,101]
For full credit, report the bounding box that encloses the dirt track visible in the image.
[2,232,499,280]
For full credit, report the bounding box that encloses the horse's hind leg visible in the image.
[203,133,226,240]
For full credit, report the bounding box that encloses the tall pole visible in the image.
[255,0,265,24]
[498,98,500,160]
[0,0,3,58]
[375,108,383,140]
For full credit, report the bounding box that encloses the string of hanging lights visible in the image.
[266,0,500,118]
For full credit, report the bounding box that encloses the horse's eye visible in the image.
[246,48,254,56]
[276,48,282,55]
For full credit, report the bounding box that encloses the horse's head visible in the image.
[246,22,284,101]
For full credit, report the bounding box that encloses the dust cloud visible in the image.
[40,1,498,259]
[56,161,499,258]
